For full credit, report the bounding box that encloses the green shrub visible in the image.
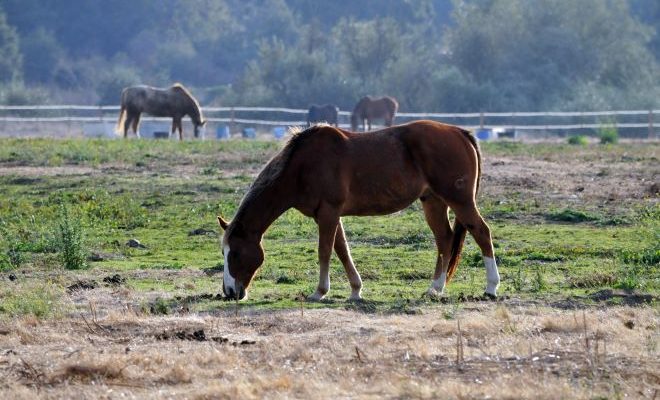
[567,135,588,145]
[0,281,64,318]
[547,208,599,223]
[0,227,27,270]
[54,204,88,270]
[598,124,619,144]
[616,264,644,291]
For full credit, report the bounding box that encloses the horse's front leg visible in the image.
[333,219,362,300]
[177,119,183,141]
[170,120,176,139]
[308,207,340,301]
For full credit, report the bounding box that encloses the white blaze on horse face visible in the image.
[484,256,500,296]
[223,244,236,294]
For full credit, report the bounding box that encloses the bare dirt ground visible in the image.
[1,305,658,399]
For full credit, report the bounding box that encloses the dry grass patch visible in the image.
[0,305,658,399]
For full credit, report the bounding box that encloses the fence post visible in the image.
[479,112,484,130]
[230,107,235,137]
[649,110,655,140]
[67,111,72,136]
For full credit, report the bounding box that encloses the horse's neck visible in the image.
[236,183,291,239]
[187,101,201,124]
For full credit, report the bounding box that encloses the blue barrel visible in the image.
[216,126,230,139]
[475,129,495,141]
[273,126,286,140]
[242,127,256,139]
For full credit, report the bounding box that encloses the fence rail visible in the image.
[0,105,657,138]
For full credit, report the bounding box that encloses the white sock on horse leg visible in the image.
[428,271,447,295]
[484,256,500,296]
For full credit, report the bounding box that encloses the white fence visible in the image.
[0,105,657,138]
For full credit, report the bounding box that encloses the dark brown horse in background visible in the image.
[116,83,206,140]
[350,95,398,131]
[217,120,500,301]
[307,104,339,127]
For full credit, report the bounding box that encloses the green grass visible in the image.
[0,138,658,317]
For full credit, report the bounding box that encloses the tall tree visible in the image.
[445,0,659,110]
[0,9,22,83]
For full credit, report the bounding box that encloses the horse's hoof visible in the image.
[424,288,444,298]
[483,292,498,301]
[306,293,325,302]
[347,295,363,302]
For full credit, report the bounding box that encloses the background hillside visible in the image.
[0,0,658,111]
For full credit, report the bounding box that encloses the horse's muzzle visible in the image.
[223,283,246,301]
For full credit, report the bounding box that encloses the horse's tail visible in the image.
[115,89,128,135]
[446,128,482,282]
[115,105,126,135]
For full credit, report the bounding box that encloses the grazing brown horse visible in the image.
[116,83,206,140]
[350,95,398,132]
[307,104,339,127]
[217,120,500,301]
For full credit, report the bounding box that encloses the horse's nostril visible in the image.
[224,286,235,299]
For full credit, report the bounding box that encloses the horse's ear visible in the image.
[217,215,229,231]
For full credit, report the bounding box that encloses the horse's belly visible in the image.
[342,174,426,216]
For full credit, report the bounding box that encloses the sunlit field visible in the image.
[0,137,658,398]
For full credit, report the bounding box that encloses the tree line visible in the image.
[0,0,658,112]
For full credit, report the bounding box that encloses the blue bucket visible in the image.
[475,129,496,141]
[216,126,230,140]
[273,126,286,140]
[242,127,256,139]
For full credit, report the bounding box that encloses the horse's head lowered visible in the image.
[193,120,207,138]
[217,216,264,300]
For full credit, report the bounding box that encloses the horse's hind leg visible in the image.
[421,196,454,295]
[132,113,141,138]
[333,219,362,300]
[123,113,133,138]
[448,201,500,297]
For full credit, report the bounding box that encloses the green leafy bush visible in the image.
[598,124,619,144]
[547,208,599,223]
[567,135,588,145]
[54,204,88,270]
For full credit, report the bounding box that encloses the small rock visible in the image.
[103,274,126,286]
[89,252,105,262]
[624,320,635,329]
[67,280,99,292]
[188,228,216,236]
[8,274,17,282]
[126,239,146,249]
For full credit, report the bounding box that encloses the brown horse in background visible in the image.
[116,83,206,140]
[350,95,398,131]
[307,104,339,127]
[217,120,500,301]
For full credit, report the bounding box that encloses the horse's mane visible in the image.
[171,83,204,121]
[229,126,320,232]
